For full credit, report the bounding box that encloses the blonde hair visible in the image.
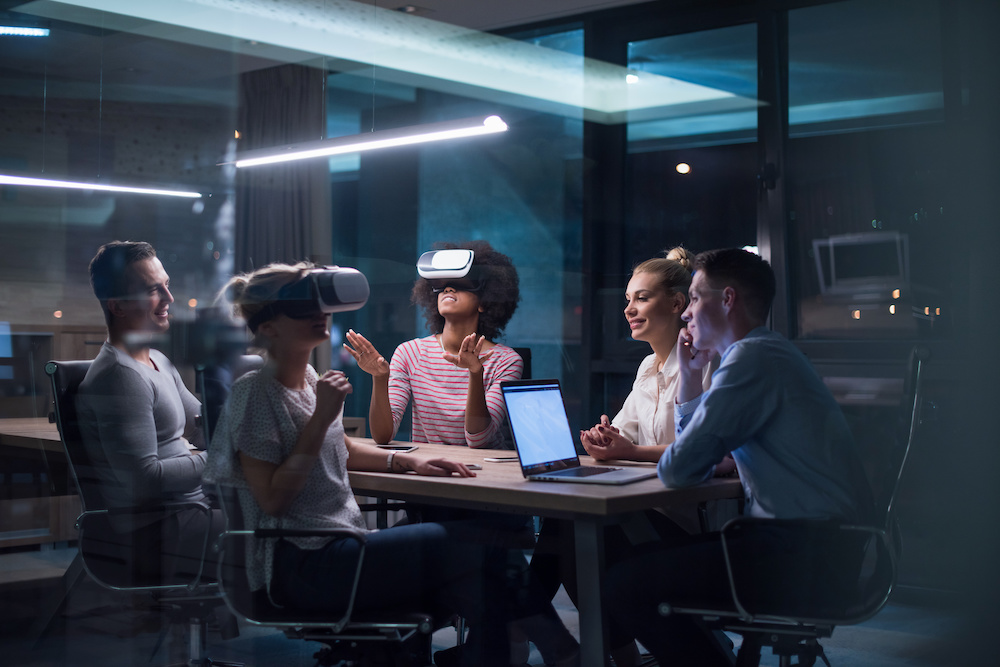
[631,246,695,297]
[219,261,314,348]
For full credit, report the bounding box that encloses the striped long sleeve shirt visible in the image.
[387,336,523,448]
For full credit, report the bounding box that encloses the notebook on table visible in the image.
[500,379,658,485]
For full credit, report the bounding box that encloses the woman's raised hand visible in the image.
[441,333,492,374]
[344,329,390,377]
[315,370,353,424]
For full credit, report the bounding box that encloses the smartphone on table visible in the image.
[376,444,419,453]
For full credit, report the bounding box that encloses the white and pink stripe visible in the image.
[387,336,523,448]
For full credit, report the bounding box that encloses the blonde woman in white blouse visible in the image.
[580,247,729,469]
[531,247,732,667]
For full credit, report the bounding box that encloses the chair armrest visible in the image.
[218,526,369,633]
[78,500,216,590]
[83,499,213,518]
[254,527,368,543]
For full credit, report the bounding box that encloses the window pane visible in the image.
[788,0,948,339]
[583,23,759,416]
[627,23,757,149]
[324,30,585,434]
[609,24,757,379]
[789,0,944,136]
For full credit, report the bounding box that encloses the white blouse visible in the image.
[611,345,713,447]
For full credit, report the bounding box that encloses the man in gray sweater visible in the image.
[77,240,221,585]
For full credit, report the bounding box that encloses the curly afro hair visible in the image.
[411,240,520,341]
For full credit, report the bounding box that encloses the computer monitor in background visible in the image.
[812,231,909,300]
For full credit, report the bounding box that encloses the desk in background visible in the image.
[0,418,79,549]
[348,438,742,667]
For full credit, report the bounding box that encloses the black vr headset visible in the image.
[416,249,485,293]
[247,266,370,333]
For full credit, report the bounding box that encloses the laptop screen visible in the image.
[501,379,579,472]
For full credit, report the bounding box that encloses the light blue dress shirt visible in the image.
[659,327,875,524]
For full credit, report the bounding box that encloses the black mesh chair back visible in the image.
[46,360,102,512]
[512,347,531,380]
[46,360,133,587]
[197,354,265,443]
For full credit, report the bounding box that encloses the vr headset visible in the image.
[416,249,484,293]
[247,266,370,332]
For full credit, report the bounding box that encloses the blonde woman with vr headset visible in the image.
[204,261,577,667]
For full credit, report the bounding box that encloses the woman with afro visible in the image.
[345,240,522,449]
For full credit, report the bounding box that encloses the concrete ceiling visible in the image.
[348,0,652,32]
[4,0,753,124]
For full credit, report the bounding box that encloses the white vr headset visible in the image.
[416,249,475,279]
[246,266,370,332]
[416,249,485,292]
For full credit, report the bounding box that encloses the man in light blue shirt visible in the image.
[605,248,875,666]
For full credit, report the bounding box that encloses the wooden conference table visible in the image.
[348,437,743,667]
[0,419,743,665]
[0,418,80,550]
[0,417,63,452]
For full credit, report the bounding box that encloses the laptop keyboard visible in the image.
[560,465,621,477]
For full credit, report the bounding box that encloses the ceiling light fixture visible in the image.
[232,115,508,169]
[0,174,202,198]
[0,26,50,37]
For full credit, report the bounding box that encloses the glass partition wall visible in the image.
[0,0,997,660]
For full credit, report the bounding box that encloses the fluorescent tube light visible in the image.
[0,174,202,198]
[0,26,50,37]
[233,115,508,169]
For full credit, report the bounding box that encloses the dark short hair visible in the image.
[694,248,776,323]
[411,240,520,341]
[89,241,157,326]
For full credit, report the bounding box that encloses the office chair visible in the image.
[197,356,439,664]
[197,354,266,445]
[44,359,242,667]
[213,483,437,667]
[660,346,930,667]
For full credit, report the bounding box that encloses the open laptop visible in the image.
[500,379,658,485]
